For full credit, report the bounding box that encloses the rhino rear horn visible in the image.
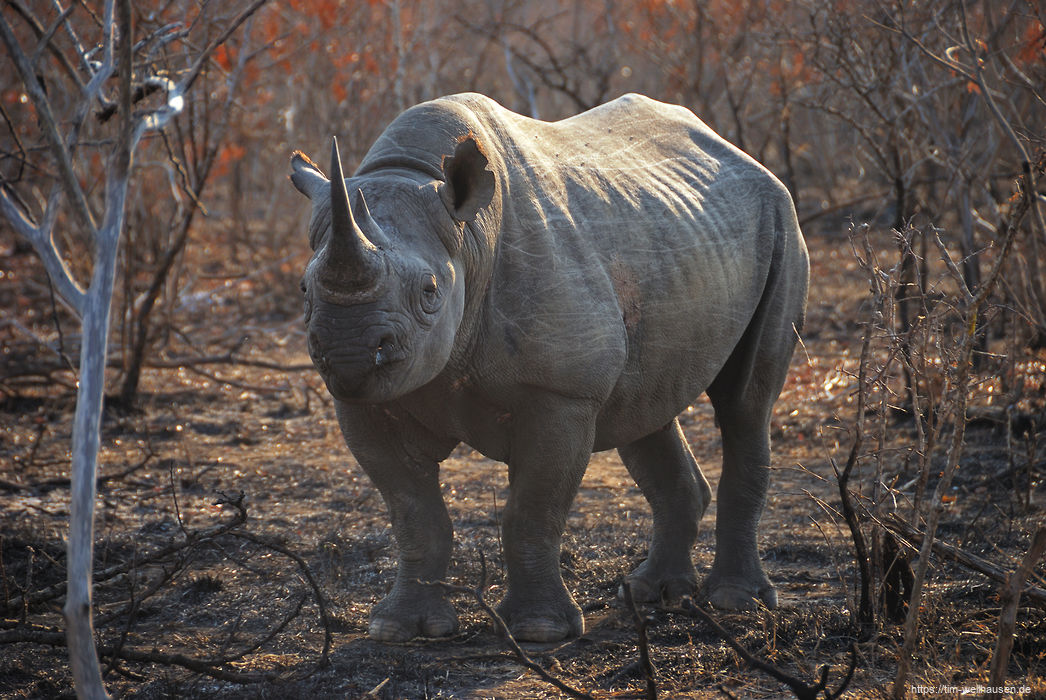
[327,137,384,282]
[439,135,495,223]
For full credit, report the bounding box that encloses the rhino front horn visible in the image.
[328,137,383,283]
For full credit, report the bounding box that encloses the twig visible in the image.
[229,531,333,671]
[988,525,1046,687]
[0,623,275,683]
[365,678,390,697]
[0,449,156,494]
[621,581,657,699]
[424,555,595,700]
[180,364,294,393]
[4,492,248,611]
[4,0,85,93]
[199,592,307,666]
[882,515,1046,610]
[831,279,875,637]
[158,0,272,108]
[146,353,314,372]
[674,598,857,700]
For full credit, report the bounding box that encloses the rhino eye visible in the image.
[420,274,441,314]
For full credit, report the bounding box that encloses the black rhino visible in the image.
[290,92,809,643]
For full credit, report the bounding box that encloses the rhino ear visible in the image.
[290,151,328,200]
[439,136,495,223]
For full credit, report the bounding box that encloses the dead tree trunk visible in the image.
[0,2,268,696]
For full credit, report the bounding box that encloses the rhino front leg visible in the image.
[497,398,597,642]
[617,418,712,603]
[334,402,458,642]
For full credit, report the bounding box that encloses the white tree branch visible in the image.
[0,13,98,235]
[0,188,86,314]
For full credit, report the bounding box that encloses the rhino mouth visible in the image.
[310,340,410,402]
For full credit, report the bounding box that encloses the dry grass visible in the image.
[1,230,1044,699]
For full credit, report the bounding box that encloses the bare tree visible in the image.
[462,0,624,116]
[0,2,266,696]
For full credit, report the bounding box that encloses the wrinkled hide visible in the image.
[290,93,809,643]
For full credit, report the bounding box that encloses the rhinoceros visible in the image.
[289,92,809,643]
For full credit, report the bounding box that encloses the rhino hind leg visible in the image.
[699,335,794,611]
[697,398,779,612]
[617,418,712,604]
[702,296,802,608]
[698,208,806,611]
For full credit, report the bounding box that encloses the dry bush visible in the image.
[3,1,1046,697]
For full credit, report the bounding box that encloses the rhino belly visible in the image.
[591,293,753,451]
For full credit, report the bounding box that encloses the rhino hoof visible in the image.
[619,573,696,605]
[368,609,458,642]
[618,578,657,603]
[368,617,415,642]
[506,615,582,643]
[705,582,778,611]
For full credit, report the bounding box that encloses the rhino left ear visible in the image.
[290,151,328,200]
[439,136,495,223]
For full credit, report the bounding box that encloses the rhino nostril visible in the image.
[374,336,390,367]
[312,352,331,375]
[307,332,331,374]
[375,335,403,368]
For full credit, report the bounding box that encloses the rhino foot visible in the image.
[505,615,580,643]
[615,560,698,602]
[618,568,697,605]
[368,591,458,642]
[701,577,778,611]
[496,594,584,643]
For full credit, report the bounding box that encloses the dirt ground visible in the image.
[1,230,1045,699]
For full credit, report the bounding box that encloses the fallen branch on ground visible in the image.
[422,555,595,700]
[883,516,1046,610]
[672,598,857,700]
[1,491,331,684]
[4,491,247,613]
[989,525,1046,687]
[621,581,657,700]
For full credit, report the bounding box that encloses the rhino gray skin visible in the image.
[290,92,809,643]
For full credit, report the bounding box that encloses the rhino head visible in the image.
[290,136,494,402]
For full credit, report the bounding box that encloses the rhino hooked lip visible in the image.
[308,332,409,400]
[373,339,408,368]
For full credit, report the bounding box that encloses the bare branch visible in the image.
[674,598,858,700]
[177,0,270,97]
[0,188,86,313]
[883,516,1046,610]
[423,557,595,700]
[0,12,98,235]
[4,0,87,93]
[988,525,1046,687]
[28,3,74,70]
[621,581,657,700]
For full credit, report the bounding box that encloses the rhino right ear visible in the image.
[439,135,495,223]
[290,151,328,200]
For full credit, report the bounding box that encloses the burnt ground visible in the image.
[1,231,1045,699]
